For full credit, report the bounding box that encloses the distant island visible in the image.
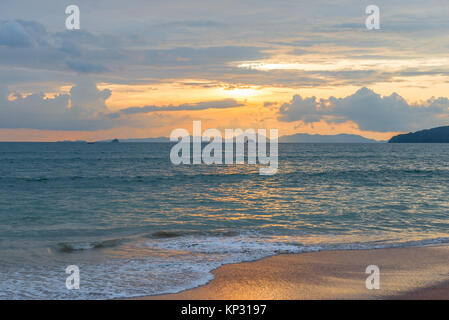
[112,134,382,143]
[57,140,87,143]
[279,133,381,143]
[57,134,385,144]
[389,126,449,143]
[117,137,169,143]
[95,137,169,143]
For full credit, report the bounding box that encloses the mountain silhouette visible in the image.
[389,126,449,143]
[279,133,380,143]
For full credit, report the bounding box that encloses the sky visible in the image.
[1,0,449,141]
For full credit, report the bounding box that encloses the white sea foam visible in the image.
[3,234,449,299]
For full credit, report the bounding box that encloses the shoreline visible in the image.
[130,245,449,300]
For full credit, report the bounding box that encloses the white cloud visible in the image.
[0,82,123,130]
[278,87,449,131]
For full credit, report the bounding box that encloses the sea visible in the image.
[1,142,449,299]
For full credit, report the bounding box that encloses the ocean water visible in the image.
[1,142,449,299]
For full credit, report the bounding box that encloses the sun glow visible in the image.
[219,86,261,98]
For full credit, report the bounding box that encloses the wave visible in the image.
[56,238,124,253]
[4,234,449,299]
[145,233,449,259]
[146,230,239,239]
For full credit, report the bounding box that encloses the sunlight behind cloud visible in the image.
[220,86,261,98]
[238,57,449,72]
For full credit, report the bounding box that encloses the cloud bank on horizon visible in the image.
[0,0,449,140]
[279,88,449,132]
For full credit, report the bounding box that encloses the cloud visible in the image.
[110,99,243,116]
[278,87,449,132]
[0,20,35,47]
[1,1,449,139]
[0,20,115,75]
[156,20,225,28]
[0,82,243,131]
[65,59,109,73]
[0,20,48,48]
[68,82,111,117]
[0,82,128,131]
[146,46,268,66]
[0,19,270,84]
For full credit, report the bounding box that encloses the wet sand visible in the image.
[132,245,449,300]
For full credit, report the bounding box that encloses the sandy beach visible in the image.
[133,245,449,300]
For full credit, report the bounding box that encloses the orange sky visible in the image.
[2,2,449,142]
